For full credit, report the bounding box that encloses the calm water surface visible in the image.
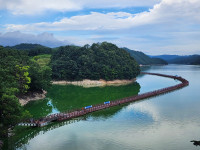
[6,65,200,150]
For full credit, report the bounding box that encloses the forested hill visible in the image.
[7,43,47,50]
[0,46,52,140]
[51,42,140,81]
[6,43,52,56]
[6,43,168,65]
[123,48,168,65]
[151,55,200,65]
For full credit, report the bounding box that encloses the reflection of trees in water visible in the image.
[24,99,53,118]
[90,104,128,119]
[9,101,137,149]
[7,82,141,149]
[9,104,124,149]
[8,117,85,149]
[49,82,141,112]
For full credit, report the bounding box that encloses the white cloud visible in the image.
[0,0,159,15]
[1,0,200,54]
[5,12,136,31]
[5,0,200,31]
[0,0,81,15]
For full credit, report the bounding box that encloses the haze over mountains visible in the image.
[151,55,200,65]
[0,31,70,48]
[123,48,167,65]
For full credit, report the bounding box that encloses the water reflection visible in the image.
[4,65,200,150]
[25,82,141,118]
[24,99,52,118]
[11,104,139,150]
[47,98,60,115]
[8,118,84,150]
[6,82,141,149]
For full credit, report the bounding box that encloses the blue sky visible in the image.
[0,0,200,55]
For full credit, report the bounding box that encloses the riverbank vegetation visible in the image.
[0,46,51,142]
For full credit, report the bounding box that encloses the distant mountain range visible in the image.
[123,48,168,65]
[6,43,49,50]
[151,55,200,65]
[0,31,70,48]
[6,43,52,56]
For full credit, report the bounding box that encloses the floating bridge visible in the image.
[19,72,189,127]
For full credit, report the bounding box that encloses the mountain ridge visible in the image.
[123,47,168,65]
[151,54,200,65]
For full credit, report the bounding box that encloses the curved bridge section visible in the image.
[19,72,189,127]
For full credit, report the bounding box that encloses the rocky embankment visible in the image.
[52,78,136,87]
[18,90,47,106]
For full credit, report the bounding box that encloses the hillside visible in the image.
[7,43,48,50]
[123,48,167,65]
[51,42,140,81]
[0,46,52,140]
[6,43,52,56]
[6,43,168,65]
[151,55,200,65]
[150,55,179,61]
[31,54,51,67]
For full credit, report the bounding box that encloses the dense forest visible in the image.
[151,55,200,65]
[6,43,52,56]
[123,48,167,65]
[51,42,140,81]
[0,46,51,143]
[0,42,142,146]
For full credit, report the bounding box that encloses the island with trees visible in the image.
[51,42,140,81]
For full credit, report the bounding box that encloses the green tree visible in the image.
[0,88,23,138]
[0,46,49,142]
[29,62,52,91]
[15,65,31,94]
[51,42,140,81]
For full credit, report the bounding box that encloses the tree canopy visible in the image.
[51,42,140,81]
[0,46,52,140]
[7,43,52,56]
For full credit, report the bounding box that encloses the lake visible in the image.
[5,65,200,150]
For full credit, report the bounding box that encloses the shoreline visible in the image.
[18,78,136,106]
[18,90,47,106]
[52,78,136,87]
[20,72,189,127]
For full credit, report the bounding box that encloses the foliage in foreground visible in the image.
[0,46,51,140]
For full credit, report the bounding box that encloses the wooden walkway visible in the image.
[19,72,189,127]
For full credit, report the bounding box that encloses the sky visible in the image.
[0,0,200,55]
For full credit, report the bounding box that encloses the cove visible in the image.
[4,65,200,150]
